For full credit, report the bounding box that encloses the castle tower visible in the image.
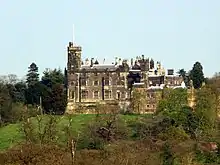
[67,42,82,72]
[67,26,82,73]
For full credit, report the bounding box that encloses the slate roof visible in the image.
[80,64,117,71]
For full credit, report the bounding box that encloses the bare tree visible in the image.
[7,74,18,84]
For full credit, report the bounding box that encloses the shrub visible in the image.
[77,113,129,150]
[158,126,190,142]
[129,115,174,140]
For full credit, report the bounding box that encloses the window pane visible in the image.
[82,90,88,99]
[94,91,99,99]
[94,80,99,86]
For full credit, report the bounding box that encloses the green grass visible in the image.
[0,114,150,151]
[0,123,23,151]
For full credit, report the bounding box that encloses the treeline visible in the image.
[0,62,67,125]
[178,61,205,89]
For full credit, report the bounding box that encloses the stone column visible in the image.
[124,72,127,89]
[67,88,70,100]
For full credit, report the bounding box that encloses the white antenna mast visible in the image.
[72,24,75,45]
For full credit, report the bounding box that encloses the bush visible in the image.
[129,115,174,140]
[158,126,190,142]
[77,114,129,150]
[0,143,71,165]
[21,114,59,145]
[0,103,40,127]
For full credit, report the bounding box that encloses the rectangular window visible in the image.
[104,90,111,99]
[117,92,121,100]
[94,91,99,99]
[121,76,125,85]
[94,80,99,86]
[81,79,87,86]
[117,80,121,85]
[125,92,128,99]
[81,90,88,99]
[117,78,124,86]
[104,78,109,86]
[121,91,125,99]
[71,91,74,99]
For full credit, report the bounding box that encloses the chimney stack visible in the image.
[131,58,133,66]
[90,58,94,67]
[119,58,122,65]
[69,42,73,47]
[85,58,89,65]
[115,57,118,65]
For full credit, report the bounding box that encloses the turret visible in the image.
[67,26,82,73]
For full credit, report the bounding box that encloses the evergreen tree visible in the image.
[177,69,190,87]
[64,67,68,91]
[41,68,67,114]
[189,62,205,89]
[41,68,64,88]
[25,63,40,105]
[26,63,39,86]
[50,84,67,114]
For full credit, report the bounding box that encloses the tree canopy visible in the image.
[189,62,205,89]
[25,63,40,105]
[41,68,67,114]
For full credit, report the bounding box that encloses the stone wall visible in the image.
[66,100,121,114]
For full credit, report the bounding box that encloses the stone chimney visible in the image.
[131,58,134,66]
[85,58,89,65]
[119,58,122,65]
[115,57,118,65]
[90,58,94,67]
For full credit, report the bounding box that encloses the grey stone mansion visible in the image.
[66,41,184,113]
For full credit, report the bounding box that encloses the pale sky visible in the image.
[0,0,219,78]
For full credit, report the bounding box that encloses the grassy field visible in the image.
[0,114,147,151]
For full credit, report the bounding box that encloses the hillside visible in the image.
[0,114,142,151]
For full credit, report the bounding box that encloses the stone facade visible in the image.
[66,41,184,114]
